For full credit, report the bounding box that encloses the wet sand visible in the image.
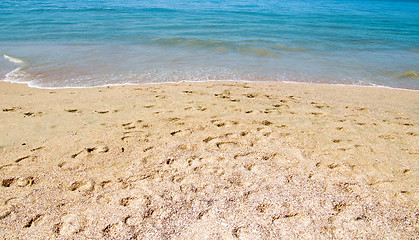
[0,81,418,239]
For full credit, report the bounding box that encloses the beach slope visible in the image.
[0,81,418,239]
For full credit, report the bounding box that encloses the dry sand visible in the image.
[0,81,418,239]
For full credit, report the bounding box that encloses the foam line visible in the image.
[3,54,24,64]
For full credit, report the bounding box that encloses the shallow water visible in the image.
[0,0,418,89]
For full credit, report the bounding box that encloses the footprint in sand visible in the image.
[96,145,109,153]
[102,222,135,239]
[1,178,15,187]
[16,176,34,187]
[216,141,238,150]
[166,117,181,123]
[309,112,323,116]
[64,109,80,113]
[0,206,13,220]
[240,131,249,136]
[197,106,207,111]
[211,120,226,127]
[170,130,182,136]
[122,122,133,127]
[233,224,269,239]
[261,120,273,126]
[15,155,34,163]
[379,134,397,140]
[30,146,44,152]
[56,213,85,236]
[2,106,21,112]
[401,148,419,155]
[68,180,95,193]
[119,194,150,208]
[121,133,134,141]
[351,107,368,111]
[71,145,109,158]
[203,136,215,143]
[124,215,145,226]
[23,111,43,117]
[95,110,109,114]
[125,125,136,130]
[328,163,340,169]
[245,93,258,98]
[215,90,231,99]
[23,214,43,228]
[0,164,14,170]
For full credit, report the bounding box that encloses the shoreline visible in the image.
[1,80,418,239]
[2,78,419,92]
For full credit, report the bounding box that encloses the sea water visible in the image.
[0,0,418,89]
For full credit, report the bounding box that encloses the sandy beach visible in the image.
[0,81,418,239]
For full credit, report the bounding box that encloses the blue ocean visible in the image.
[0,0,418,89]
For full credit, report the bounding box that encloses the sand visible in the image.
[0,81,418,239]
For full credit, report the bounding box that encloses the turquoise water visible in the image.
[1,0,418,89]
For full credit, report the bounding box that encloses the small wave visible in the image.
[273,45,306,52]
[148,37,237,53]
[150,37,226,47]
[240,47,277,57]
[2,54,30,83]
[396,70,419,79]
[4,54,24,64]
[4,67,31,82]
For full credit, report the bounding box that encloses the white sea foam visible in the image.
[4,67,30,81]
[3,54,24,64]
[2,54,31,84]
